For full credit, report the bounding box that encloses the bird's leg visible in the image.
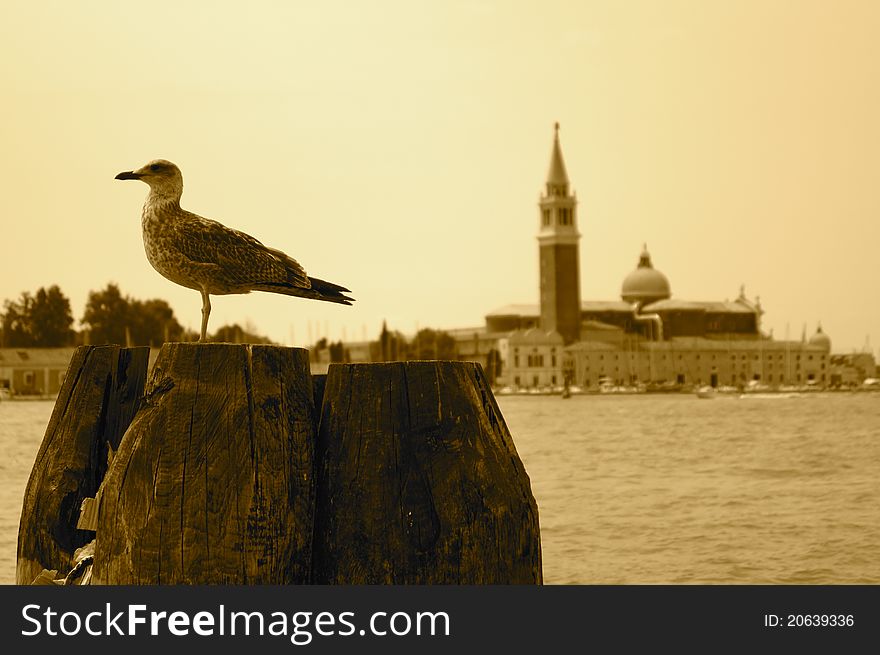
[199,290,211,342]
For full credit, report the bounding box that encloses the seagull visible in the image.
[115,159,354,341]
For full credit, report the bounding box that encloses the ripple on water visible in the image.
[498,393,880,584]
[2,395,880,585]
[0,401,54,584]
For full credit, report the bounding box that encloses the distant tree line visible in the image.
[394,326,456,361]
[311,322,458,364]
[211,322,274,344]
[2,286,472,363]
[1,285,75,347]
[81,283,192,346]
[3,287,505,380]
[0,283,273,347]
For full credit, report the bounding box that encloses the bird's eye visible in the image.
[150,163,161,172]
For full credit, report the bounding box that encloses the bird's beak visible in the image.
[115,171,142,180]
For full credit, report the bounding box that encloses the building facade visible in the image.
[384,124,873,389]
[0,348,76,396]
[829,351,877,386]
[472,123,860,390]
[564,337,830,389]
[501,329,564,388]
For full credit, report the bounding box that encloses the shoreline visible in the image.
[495,386,880,397]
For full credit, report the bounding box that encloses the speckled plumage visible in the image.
[116,159,353,340]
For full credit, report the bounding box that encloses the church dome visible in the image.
[809,324,831,351]
[621,245,671,305]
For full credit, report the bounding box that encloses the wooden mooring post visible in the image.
[16,345,149,585]
[313,361,542,584]
[92,343,316,584]
[18,344,542,584]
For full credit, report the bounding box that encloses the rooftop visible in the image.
[621,244,671,304]
[0,347,76,366]
[642,299,756,314]
[486,304,540,317]
[581,301,634,312]
[582,319,624,332]
[566,337,830,352]
[507,328,564,344]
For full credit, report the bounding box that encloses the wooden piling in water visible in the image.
[19,345,541,584]
[16,345,149,585]
[312,361,542,584]
[92,343,316,584]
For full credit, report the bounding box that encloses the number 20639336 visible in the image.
[764,614,854,628]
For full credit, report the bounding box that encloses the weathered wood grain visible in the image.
[16,345,149,585]
[312,361,543,584]
[312,374,327,414]
[92,343,316,584]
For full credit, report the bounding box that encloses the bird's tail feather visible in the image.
[265,246,310,288]
[252,278,354,305]
[308,276,352,294]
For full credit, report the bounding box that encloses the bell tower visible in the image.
[538,123,581,344]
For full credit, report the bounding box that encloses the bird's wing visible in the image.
[173,213,311,289]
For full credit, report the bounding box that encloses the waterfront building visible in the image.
[829,351,877,387]
[500,329,564,389]
[0,348,76,396]
[453,124,857,389]
[563,334,829,389]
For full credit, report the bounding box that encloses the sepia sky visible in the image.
[1,0,878,351]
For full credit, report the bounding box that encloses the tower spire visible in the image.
[538,122,580,344]
[546,122,569,195]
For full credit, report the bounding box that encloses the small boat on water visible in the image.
[695,386,715,399]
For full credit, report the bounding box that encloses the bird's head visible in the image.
[115,159,183,197]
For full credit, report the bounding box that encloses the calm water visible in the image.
[2,394,879,584]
